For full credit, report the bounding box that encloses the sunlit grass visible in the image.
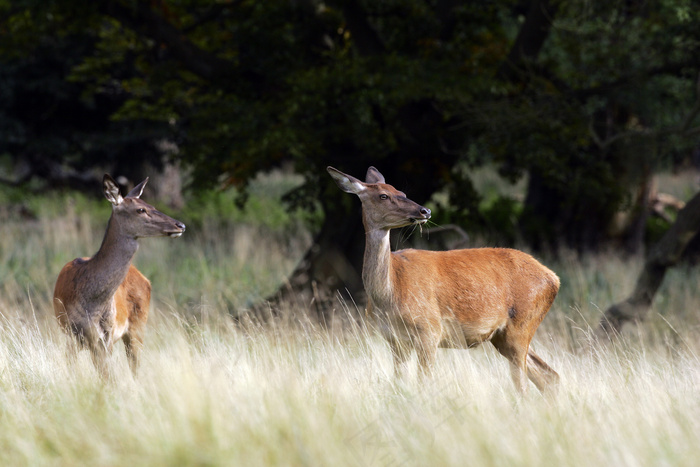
[2,304,700,466]
[2,177,700,466]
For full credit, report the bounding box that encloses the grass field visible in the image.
[1,171,700,466]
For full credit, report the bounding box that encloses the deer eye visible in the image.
[137,208,147,214]
[379,194,389,200]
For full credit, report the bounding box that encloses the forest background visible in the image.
[2,1,700,465]
[4,0,700,296]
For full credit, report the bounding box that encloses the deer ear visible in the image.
[126,177,149,199]
[327,166,366,194]
[365,166,386,184]
[103,174,124,206]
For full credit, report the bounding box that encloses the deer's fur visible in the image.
[53,174,185,378]
[328,166,559,394]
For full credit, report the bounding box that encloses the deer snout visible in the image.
[411,206,431,224]
[168,221,186,237]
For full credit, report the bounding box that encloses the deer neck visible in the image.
[362,223,395,309]
[85,215,139,304]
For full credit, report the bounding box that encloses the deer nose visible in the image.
[176,221,186,231]
[420,207,431,218]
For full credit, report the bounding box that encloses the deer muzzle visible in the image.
[167,221,186,237]
[411,207,431,224]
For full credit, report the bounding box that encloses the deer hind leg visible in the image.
[507,359,528,395]
[64,337,79,369]
[121,280,150,376]
[123,329,145,375]
[521,288,559,394]
[491,331,529,394]
[62,321,86,368]
[526,349,559,395]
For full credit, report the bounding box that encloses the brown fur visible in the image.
[53,174,184,379]
[54,262,151,374]
[328,166,560,394]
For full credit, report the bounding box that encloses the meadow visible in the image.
[1,170,700,466]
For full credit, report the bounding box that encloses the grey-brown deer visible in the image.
[53,174,185,379]
[328,166,559,394]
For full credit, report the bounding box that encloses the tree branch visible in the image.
[598,190,700,336]
[590,72,700,149]
[570,60,700,101]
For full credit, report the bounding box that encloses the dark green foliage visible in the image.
[0,2,170,186]
[1,0,699,257]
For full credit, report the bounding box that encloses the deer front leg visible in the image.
[415,331,439,379]
[387,336,412,379]
[87,322,116,381]
[89,343,113,382]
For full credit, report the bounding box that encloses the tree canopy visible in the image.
[2,0,700,297]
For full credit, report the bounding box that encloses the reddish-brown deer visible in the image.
[328,166,560,394]
[53,174,185,379]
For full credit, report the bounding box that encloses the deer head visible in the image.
[103,174,185,239]
[327,166,431,231]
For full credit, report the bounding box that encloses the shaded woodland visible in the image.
[2,0,700,331]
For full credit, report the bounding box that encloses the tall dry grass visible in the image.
[1,176,700,466]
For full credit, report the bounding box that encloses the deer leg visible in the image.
[89,343,113,382]
[123,330,144,375]
[387,336,412,379]
[526,349,559,395]
[64,337,79,369]
[415,332,439,379]
[491,332,529,394]
[88,322,116,382]
[508,359,528,394]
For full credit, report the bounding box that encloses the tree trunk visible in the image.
[264,196,366,319]
[598,190,700,336]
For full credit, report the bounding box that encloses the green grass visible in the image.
[2,173,700,466]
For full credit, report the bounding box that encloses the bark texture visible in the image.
[598,190,700,335]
